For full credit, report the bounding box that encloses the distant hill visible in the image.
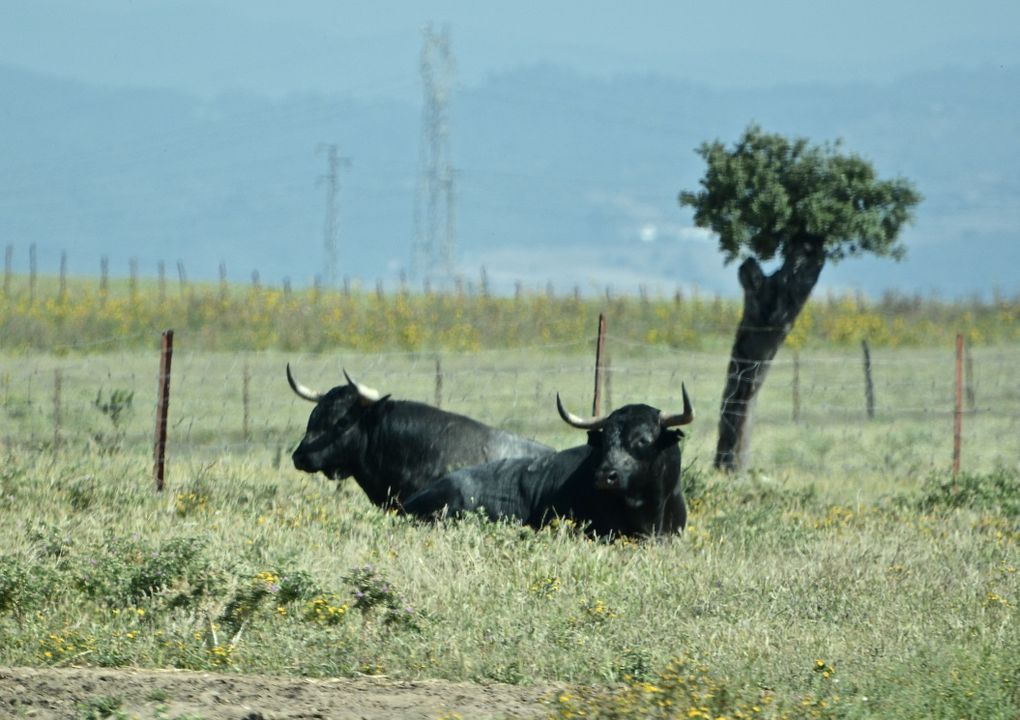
[0,62,1016,298]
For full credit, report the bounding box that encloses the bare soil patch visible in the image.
[0,666,553,720]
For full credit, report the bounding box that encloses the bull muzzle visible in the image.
[291,446,316,473]
[594,468,621,490]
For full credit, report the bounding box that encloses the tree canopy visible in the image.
[678,124,922,265]
[679,124,922,471]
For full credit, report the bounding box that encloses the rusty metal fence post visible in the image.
[153,330,174,491]
[592,313,607,416]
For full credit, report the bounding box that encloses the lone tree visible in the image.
[679,124,921,472]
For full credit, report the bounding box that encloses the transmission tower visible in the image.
[317,143,350,287]
[413,23,456,287]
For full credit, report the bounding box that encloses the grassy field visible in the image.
[1,445,1017,718]
[1,278,1019,718]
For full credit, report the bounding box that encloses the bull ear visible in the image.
[343,369,383,406]
[556,393,608,430]
[287,363,322,402]
[660,383,695,428]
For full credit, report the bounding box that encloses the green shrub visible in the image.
[345,565,420,629]
[76,535,210,606]
[918,468,1020,517]
[0,555,57,614]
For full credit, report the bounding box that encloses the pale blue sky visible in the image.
[3,0,1018,98]
[3,1,1018,297]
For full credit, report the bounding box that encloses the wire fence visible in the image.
[1,329,1018,483]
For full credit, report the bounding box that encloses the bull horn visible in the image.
[343,369,382,404]
[286,363,322,402]
[556,393,609,430]
[659,383,695,428]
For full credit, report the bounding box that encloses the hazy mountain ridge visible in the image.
[0,62,1016,297]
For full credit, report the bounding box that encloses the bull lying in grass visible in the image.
[287,365,553,508]
[402,387,694,537]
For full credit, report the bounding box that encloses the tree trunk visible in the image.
[715,249,825,471]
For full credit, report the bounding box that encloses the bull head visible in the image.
[556,384,695,430]
[557,387,695,506]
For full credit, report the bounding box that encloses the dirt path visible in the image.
[0,666,554,720]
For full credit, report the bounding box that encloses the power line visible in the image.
[413,23,456,287]
[316,143,350,287]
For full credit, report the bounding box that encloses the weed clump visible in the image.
[0,555,57,615]
[917,468,1020,517]
[550,656,774,719]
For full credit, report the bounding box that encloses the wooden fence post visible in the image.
[59,251,68,303]
[242,362,251,442]
[100,255,109,301]
[53,369,62,449]
[964,343,976,411]
[176,260,187,296]
[2,245,11,297]
[792,351,801,423]
[434,356,443,409]
[153,330,174,491]
[129,257,139,303]
[592,313,607,416]
[28,243,36,305]
[953,332,964,475]
[861,340,875,419]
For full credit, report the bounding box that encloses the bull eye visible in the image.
[329,398,360,426]
[631,432,654,450]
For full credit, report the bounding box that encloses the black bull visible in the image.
[287,365,553,507]
[403,387,695,537]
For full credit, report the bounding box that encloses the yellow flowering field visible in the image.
[1,274,1018,353]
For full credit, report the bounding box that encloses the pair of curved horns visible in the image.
[286,364,382,404]
[557,383,695,430]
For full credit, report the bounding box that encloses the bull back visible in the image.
[404,399,691,538]
[288,366,553,508]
